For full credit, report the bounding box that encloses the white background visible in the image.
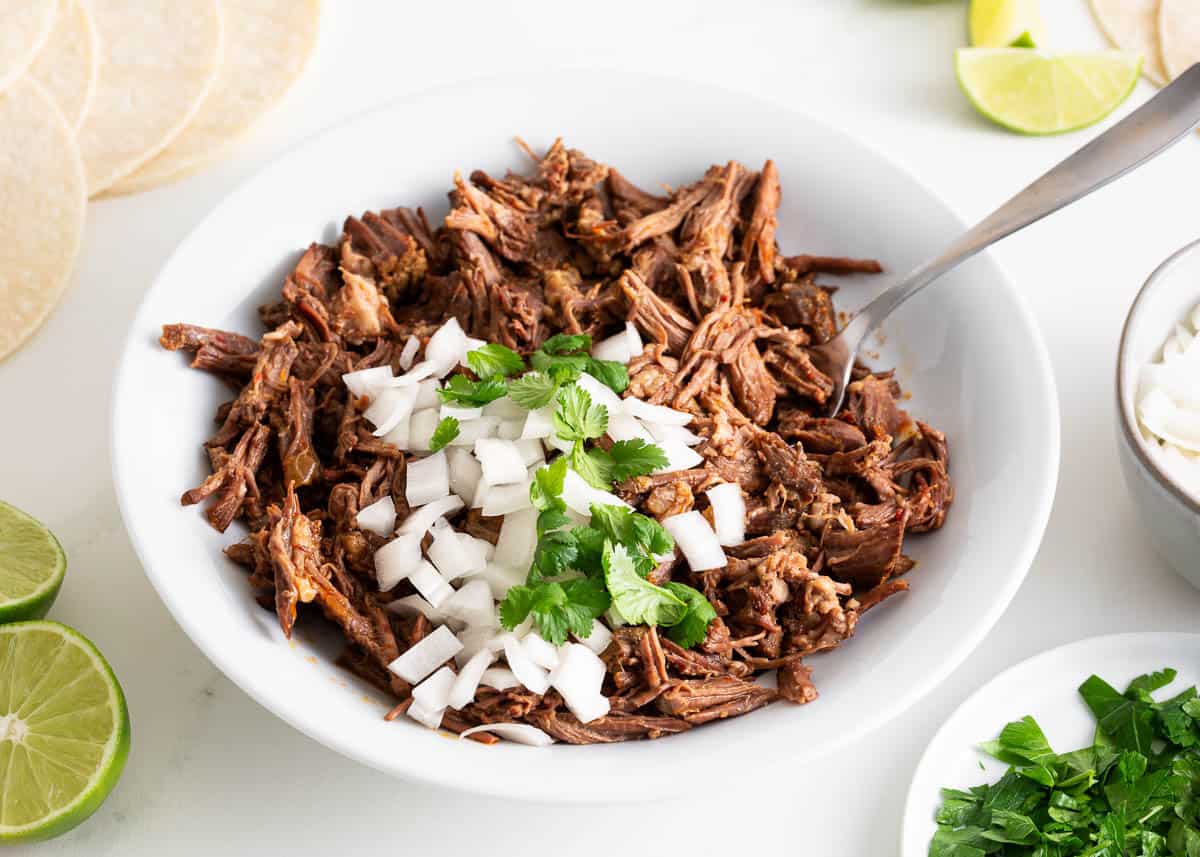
[5,1,1200,853]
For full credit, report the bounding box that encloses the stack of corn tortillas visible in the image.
[1091,0,1200,87]
[0,0,320,363]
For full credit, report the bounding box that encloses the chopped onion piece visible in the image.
[470,476,489,510]
[425,318,469,377]
[374,534,422,590]
[458,722,554,746]
[446,446,483,502]
[463,336,487,358]
[473,562,526,599]
[607,413,655,443]
[365,385,419,437]
[514,438,546,466]
[386,594,460,630]
[592,330,633,364]
[427,526,484,580]
[521,406,554,439]
[645,421,703,447]
[383,416,411,450]
[406,699,445,730]
[461,532,495,565]
[441,579,496,627]
[398,495,464,538]
[447,649,496,710]
[356,495,396,537]
[441,404,482,422]
[624,321,643,358]
[575,371,624,414]
[398,335,420,370]
[454,626,496,666]
[624,398,692,426]
[481,481,535,517]
[655,440,704,472]
[342,366,393,399]
[662,511,727,571]
[561,469,631,515]
[549,643,610,723]
[405,451,450,507]
[1140,387,1200,453]
[412,665,456,711]
[414,379,441,410]
[448,416,501,446]
[706,482,746,546]
[475,438,528,486]
[543,431,574,455]
[503,635,550,694]
[388,625,462,684]
[574,619,614,655]
[494,508,538,569]
[409,559,455,607]
[496,419,523,440]
[483,397,527,419]
[522,632,561,670]
[479,667,520,690]
[385,360,439,385]
[408,408,441,452]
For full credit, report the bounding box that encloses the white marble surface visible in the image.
[4,1,1200,853]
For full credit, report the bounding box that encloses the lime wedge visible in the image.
[0,501,65,624]
[969,0,1047,48]
[956,49,1142,135]
[0,621,130,842]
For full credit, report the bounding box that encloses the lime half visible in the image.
[0,621,130,842]
[956,49,1142,135]
[0,501,65,623]
[969,0,1047,48]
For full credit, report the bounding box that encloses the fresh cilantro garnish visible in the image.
[583,358,629,395]
[606,438,669,482]
[662,582,718,648]
[437,374,508,407]
[525,333,629,395]
[428,416,459,452]
[930,668,1200,857]
[602,541,686,627]
[589,504,674,559]
[569,442,614,490]
[467,343,525,379]
[540,333,592,355]
[508,370,559,409]
[553,385,608,442]
[497,578,609,645]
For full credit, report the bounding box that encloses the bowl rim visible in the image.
[1116,235,1200,516]
[109,69,1062,800]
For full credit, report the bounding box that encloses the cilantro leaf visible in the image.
[1080,675,1157,754]
[428,416,459,452]
[540,333,591,355]
[508,370,559,409]
[603,541,686,627]
[589,504,674,558]
[499,584,536,630]
[569,526,606,577]
[662,582,717,648]
[979,716,1057,767]
[530,530,578,581]
[499,578,608,645]
[553,384,608,442]
[583,359,629,394]
[467,343,525,379]
[438,374,508,407]
[570,442,614,489]
[607,438,669,482]
[559,577,611,637]
[530,457,568,511]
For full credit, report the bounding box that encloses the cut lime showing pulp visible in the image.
[969,0,1047,48]
[0,501,65,623]
[0,621,130,842]
[955,49,1142,135]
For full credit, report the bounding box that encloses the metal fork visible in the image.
[811,62,1200,416]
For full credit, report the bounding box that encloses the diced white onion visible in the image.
[496,419,523,440]
[543,432,574,455]
[662,511,727,571]
[561,469,631,516]
[1140,387,1200,453]
[441,579,496,627]
[483,397,527,420]
[383,416,411,450]
[425,318,469,377]
[446,446,483,503]
[624,321,643,358]
[385,360,439,385]
[655,440,704,472]
[522,632,561,670]
[462,533,495,565]
[388,625,463,684]
[356,495,396,537]
[592,330,634,364]
[447,649,496,709]
[624,398,692,426]
[575,371,624,414]
[472,562,527,599]
[454,626,497,667]
[342,366,393,400]
[407,408,441,452]
[414,379,441,410]
[374,534,423,590]
[405,451,450,507]
[514,438,546,466]
[503,635,550,694]
[463,336,487,358]
[482,481,534,517]
[427,526,485,580]
[479,667,520,690]
[366,385,419,437]
[386,594,461,630]
[412,665,457,711]
[494,508,538,569]
[409,559,456,607]
[399,335,421,370]
[441,404,482,422]
[549,643,610,724]
[645,421,703,447]
[607,413,655,443]
[706,482,746,546]
[574,619,614,655]
[406,699,445,730]
[397,495,464,538]
[449,416,501,446]
[521,406,555,439]
[458,722,555,746]
[475,438,528,486]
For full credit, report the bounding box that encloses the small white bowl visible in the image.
[1117,237,1200,586]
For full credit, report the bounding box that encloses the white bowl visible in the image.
[1117,237,1200,587]
[111,71,1059,802]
